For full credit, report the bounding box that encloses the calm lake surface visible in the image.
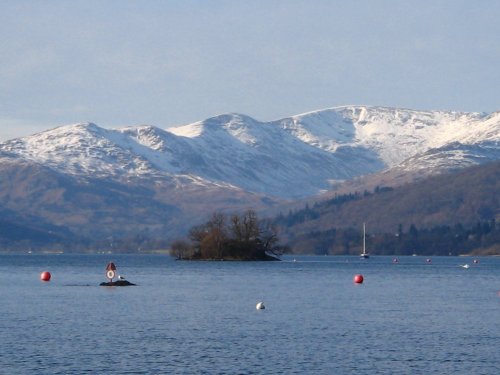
[1,254,499,374]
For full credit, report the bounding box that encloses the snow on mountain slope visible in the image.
[2,123,152,177]
[168,112,383,196]
[287,106,491,167]
[1,122,221,189]
[1,106,498,199]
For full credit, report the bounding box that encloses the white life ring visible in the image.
[106,270,116,280]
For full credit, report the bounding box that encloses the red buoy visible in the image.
[353,274,364,284]
[40,271,51,282]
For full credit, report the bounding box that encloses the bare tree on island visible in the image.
[171,210,284,260]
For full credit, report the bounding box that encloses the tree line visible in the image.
[288,220,499,256]
[273,187,393,228]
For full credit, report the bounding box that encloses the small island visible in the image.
[170,210,285,261]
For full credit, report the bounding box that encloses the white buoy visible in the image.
[256,302,265,310]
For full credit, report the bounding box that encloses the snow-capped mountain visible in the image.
[1,106,498,199]
[0,105,498,248]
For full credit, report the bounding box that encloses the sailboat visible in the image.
[360,223,370,259]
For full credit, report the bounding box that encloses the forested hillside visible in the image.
[275,161,500,255]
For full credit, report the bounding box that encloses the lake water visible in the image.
[1,254,499,374]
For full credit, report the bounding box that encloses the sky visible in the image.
[1,0,499,141]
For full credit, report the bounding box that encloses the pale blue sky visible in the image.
[1,0,499,141]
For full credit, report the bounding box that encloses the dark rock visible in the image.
[99,280,136,286]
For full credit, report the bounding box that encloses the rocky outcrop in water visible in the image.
[99,280,136,286]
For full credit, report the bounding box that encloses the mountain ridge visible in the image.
[2,105,498,199]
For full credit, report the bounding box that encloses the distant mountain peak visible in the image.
[46,121,102,135]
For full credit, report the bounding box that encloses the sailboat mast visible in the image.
[363,223,366,254]
[360,222,370,258]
